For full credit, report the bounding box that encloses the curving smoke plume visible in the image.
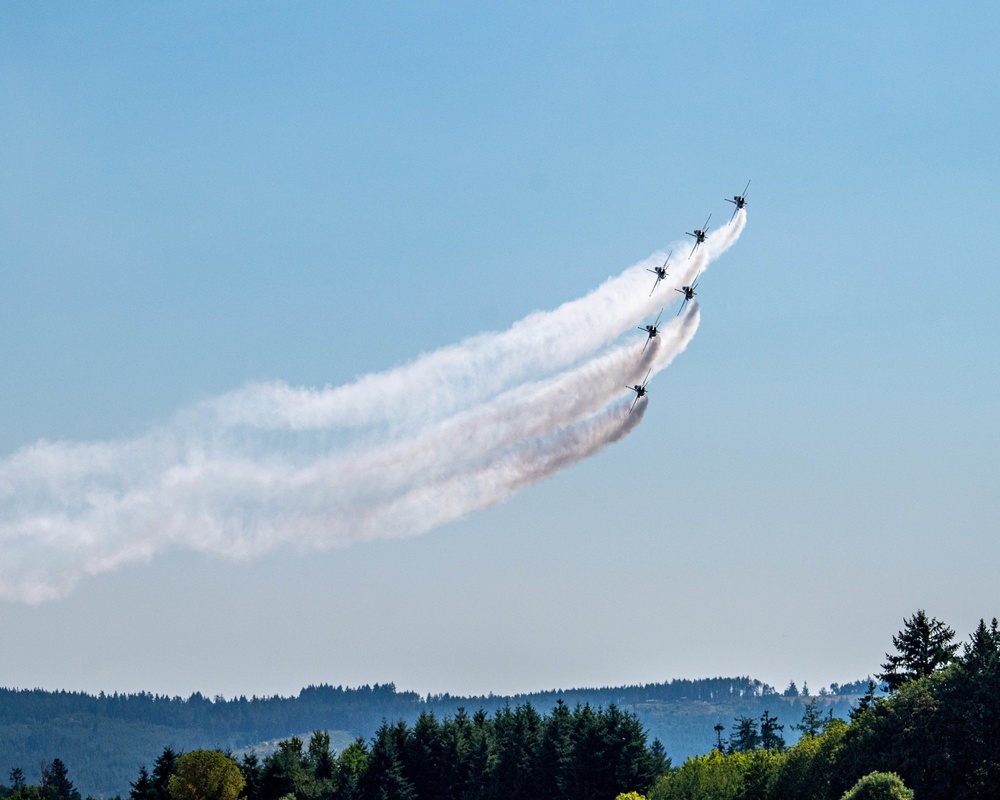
[0,210,745,603]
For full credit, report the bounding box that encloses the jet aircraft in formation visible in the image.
[685,214,711,259]
[638,309,664,353]
[622,182,748,411]
[646,251,671,296]
[626,369,652,413]
[675,275,699,316]
[725,180,750,221]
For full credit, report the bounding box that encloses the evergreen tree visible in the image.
[758,710,785,751]
[40,760,82,800]
[562,703,605,800]
[358,722,414,800]
[646,739,670,780]
[879,610,959,691]
[333,740,367,800]
[487,703,541,800]
[463,709,493,800]
[307,731,335,783]
[961,617,1000,676]
[944,617,1000,798]
[727,717,761,753]
[403,712,446,800]
[152,748,179,800]
[129,768,154,800]
[260,737,310,800]
[238,754,261,800]
[793,698,825,739]
[849,680,880,721]
[537,700,573,799]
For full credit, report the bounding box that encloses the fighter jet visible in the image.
[647,251,672,296]
[626,369,652,413]
[675,274,700,315]
[685,215,711,258]
[725,180,750,221]
[638,309,664,353]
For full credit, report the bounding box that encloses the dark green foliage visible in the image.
[237,753,261,800]
[713,724,725,752]
[839,671,954,797]
[340,702,662,800]
[2,677,821,798]
[40,760,82,800]
[879,610,959,691]
[727,717,761,753]
[536,700,572,797]
[647,739,671,778]
[793,699,825,739]
[833,615,1000,800]
[129,767,153,800]
[848,681,879,722]
[725,711,786,754]
[307,731,335,784]
[759,711,785,751]
[260,737,311,800]
[945,618,1000,798]
[151,748,178,800]
[358,721,414,800]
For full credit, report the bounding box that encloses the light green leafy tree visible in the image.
[648,750,744,800]
[168,751,245,800]
[769,718,846,800]
[840,770,913,800]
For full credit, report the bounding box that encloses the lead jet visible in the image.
[647,251,672,296]
[638,309,664,353]
[725,180,751,221]
[626,369,652,413]
[675,273,700,315]
[685,215,711,258]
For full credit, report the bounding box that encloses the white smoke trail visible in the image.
[342,399,650,547]
[0,208,744,603]
[0,308,701,604]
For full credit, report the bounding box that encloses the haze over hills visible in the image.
[0,677,869,798]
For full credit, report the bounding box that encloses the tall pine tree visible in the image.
[879,609,959,691]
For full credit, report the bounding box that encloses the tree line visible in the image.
[5,609,996,799]
[2,676,841,796]
[1,702,667,800]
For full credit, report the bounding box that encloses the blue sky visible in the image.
[1,3,998,700]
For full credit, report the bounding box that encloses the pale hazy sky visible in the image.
[1,3,998,699]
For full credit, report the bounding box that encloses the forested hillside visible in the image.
[0,678,863,797]
[3,609,997,799]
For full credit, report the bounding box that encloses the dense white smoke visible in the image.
[0,210,745,603]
